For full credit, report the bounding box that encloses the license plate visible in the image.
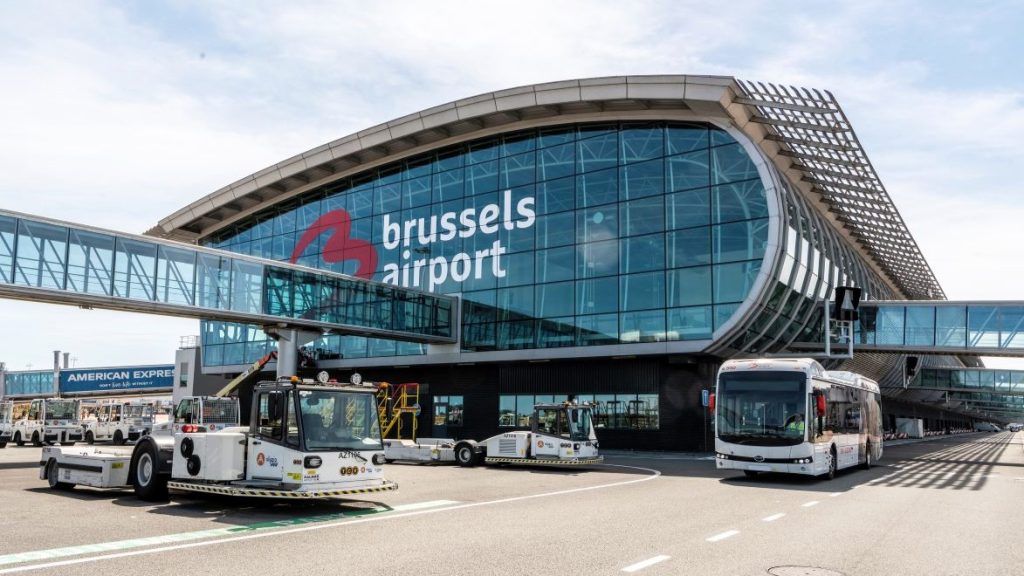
[748,464,771,472]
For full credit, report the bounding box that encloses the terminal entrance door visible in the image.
[431,394,465,438]
[432,402,449,438]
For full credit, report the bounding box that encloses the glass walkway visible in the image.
[909,368,1024,420]
[0,209,456,344]
[853,301,1024,356]
[786,301,1024,357]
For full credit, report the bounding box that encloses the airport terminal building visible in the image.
[150,76,968,450]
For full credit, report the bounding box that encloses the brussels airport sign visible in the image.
[292,189,535,292]
[60,366,175,394]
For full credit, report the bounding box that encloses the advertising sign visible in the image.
[59,365,175,394]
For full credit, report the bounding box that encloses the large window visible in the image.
[434,395,464,427]
[203,122,769,365]
[498,393,659,431]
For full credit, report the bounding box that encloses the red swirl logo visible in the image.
[290,210,378,279]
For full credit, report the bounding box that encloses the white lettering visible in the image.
[383,214,401,250]
[458,208,477,238]
[417,216,438,245]
[428,257,449,292]
[450,253,471,282]
[478,204,500,234]
[440,213,458,241]
[516,197,536,229]
[374,192,537,292]
[503,189,514,231]
[490,240,507,278]
[403,220,416,248]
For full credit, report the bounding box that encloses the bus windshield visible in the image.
[298,390,382,452]
[717,371,807,447]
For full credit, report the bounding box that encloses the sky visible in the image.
[1,0,1023,371]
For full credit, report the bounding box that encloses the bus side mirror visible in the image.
[815,393,826,418]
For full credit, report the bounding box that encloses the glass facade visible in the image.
[202,122,771,366]
[498,393,659,430]
[721,176,898,355]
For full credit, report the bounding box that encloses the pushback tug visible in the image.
[39,372,397,500]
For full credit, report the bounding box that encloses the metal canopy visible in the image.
[736,80,944,302]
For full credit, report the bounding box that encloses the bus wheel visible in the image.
[743,470,759,478]
[861,443,872,470]
[823,447,837,480]
[14,433,24,447]
[86,431,95,445]
[32,432,43,447]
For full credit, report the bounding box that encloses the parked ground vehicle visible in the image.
[40,375,396,501]
[974,422,1001,432]
[12,398,83,446]
[1008,423,1023,432]
[82,402,155,445]
[151,396,239,437]
[713,358,882,480]
[383,401,602,467]
[0,401,13,448]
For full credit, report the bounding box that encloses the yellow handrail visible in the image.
[376,382,419,440]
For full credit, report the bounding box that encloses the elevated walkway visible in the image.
[0,209,456,344]
[908,367,1024,419]
[791,301,1024,357]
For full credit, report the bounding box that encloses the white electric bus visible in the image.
[712,358,882,479]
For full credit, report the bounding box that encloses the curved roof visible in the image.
[148,75,944,301]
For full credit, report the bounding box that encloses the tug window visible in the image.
[257,391,286,440]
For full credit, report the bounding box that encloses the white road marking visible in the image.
[802,500,820,508]
[761,513,785,522]
[0,464,661,574]
[829,492,842,497]
[622,555,671,573]
[706,530,739,542]
[0,500,457,567]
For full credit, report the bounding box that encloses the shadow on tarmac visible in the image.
[23,485,394,526]
[599,432,1020,494]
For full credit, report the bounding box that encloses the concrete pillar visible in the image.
[53,350,61,397]
[267,328,319,380]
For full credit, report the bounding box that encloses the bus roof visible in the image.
[720,358,827,377]
[719,358,880,394]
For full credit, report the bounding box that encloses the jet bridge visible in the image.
[0,209,457,374]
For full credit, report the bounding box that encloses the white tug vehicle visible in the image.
[39,374,397,501]
[0,401,13,448]
[82,402,155,445]
[12,398,82,447]
[383,401,603,467]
